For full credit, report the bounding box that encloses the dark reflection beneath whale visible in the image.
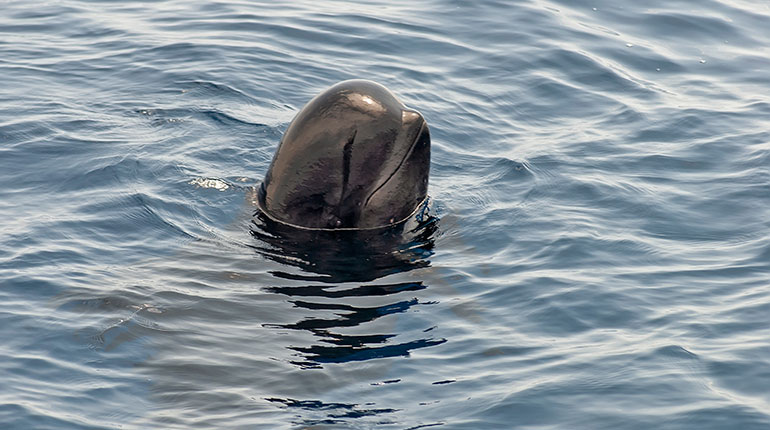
[249,201,445,369]
[250,200,436,284]
[266,398,399,426]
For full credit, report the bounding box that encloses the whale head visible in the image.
[258,80,430,230]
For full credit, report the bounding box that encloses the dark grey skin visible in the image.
[258,80,430,230]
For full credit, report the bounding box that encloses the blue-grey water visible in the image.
[2,1,769,429]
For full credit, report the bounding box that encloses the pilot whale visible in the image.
[257,80,430,230]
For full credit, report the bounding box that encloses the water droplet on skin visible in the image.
[592,7,597,11]
[656,68,661,72]
[699,59,706,64]
[626,43,634,48]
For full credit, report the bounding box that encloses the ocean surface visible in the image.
[2,1,769,428]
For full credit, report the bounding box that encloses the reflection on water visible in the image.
[266,397,399,426]
[250,201,446,369]
[250,200,437,284]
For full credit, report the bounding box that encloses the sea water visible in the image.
[1,1,769,428]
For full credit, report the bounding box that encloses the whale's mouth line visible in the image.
[362,120,425,209]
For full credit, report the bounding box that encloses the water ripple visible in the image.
[1,0,769,429]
